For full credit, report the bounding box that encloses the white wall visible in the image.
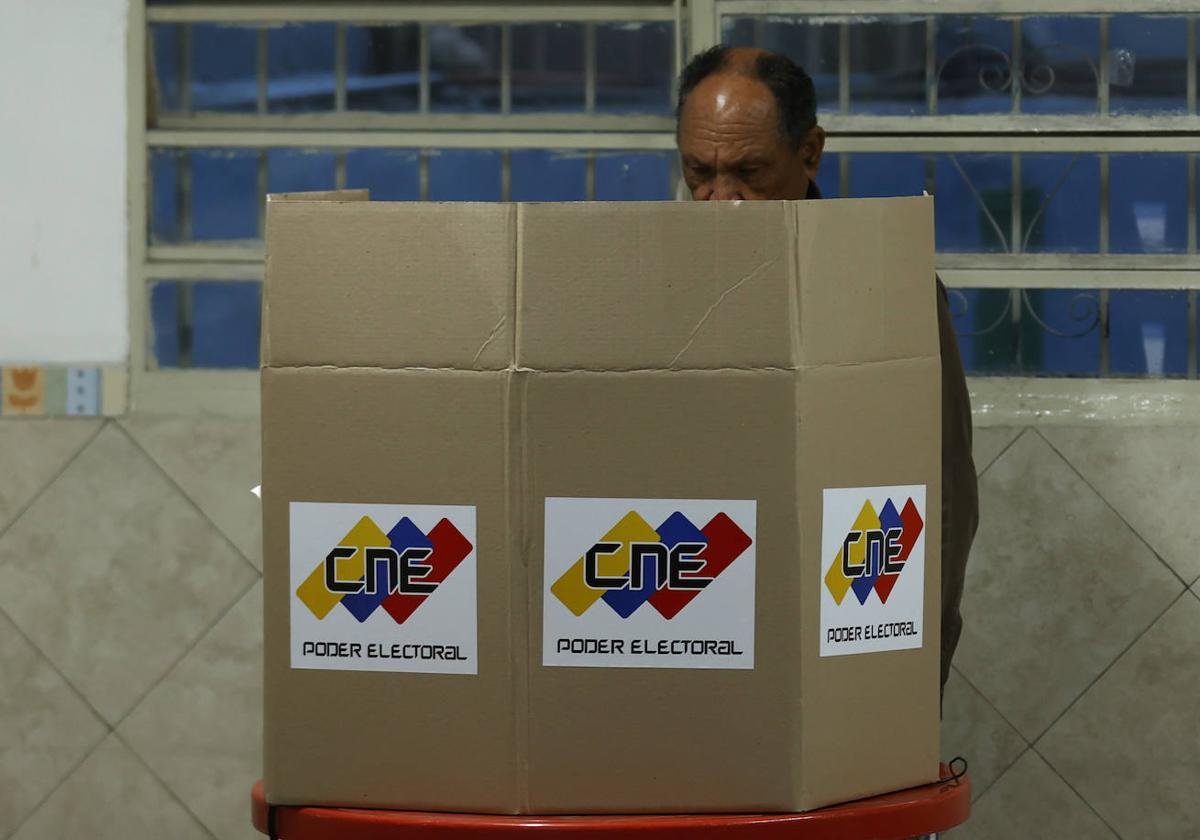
[0,0,129,365]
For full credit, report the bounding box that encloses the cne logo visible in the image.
[823,497,923,607]
[295,515,472,624]
[551,510,752,620]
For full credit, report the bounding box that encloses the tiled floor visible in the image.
[0,416,1197,839]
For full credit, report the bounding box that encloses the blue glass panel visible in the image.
[268,23,335,113]
[192,282,262,369]
[512,23,585,112]
[1110,155,1188,254]
[267,149,336,194]
[345,149,419,201]
[191,149,259,241]
[428,150,502,201]
[814,152,840,198]
[1022,154,1100,253]
[936,16,1013,115]
[847,153,926,199]
[149,281,180,368]
[1109,290,1189,376]
[1110,15,1188,115]
[192,24,256,112]
[595,153,672,200]
[948,288,1018,375]
[1020,17,1100,114]
[150,24,182,113]
[934,154,1012,253]
[596,22,673,114]
[150,148,181,243]
[511,151,587,201]
[429,25,502,113]
[1021,289,1102,375]
[346,25,420,112]
[848,18,926,115]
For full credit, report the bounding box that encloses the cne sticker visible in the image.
[820,485,926,657]
[290,502,477,674]
[543,497,757,669]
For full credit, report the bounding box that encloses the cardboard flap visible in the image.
[264,200,515,369]
[791,196,938,366]
[516,202,796,371]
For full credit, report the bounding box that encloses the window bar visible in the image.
[419,23,431,114]
[256,27,268,114]
[585,23,597,114]
[1011,153,1022,254]
[586,150,596,200]
[839,152,850,198]
[925,15,937,116]
[1010,17,1022,114]
[335,23,347,112]
[501,23,512,115]
[1098,15,1110,116]
[1189,290,1198,379]
[335,150,347,190]
[838,22,850,114]
[419,149,430,200]
[501,150,512,201]
[1099,289,1110,376]
[177,281,194,369]
[924,154,935,197]
[179,23,193,114]
[256,149,267,237]
[1190,15,1197,116]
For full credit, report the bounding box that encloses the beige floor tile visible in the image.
[1039,595,1200,840]
[121,414,262,569]
[0,418,100,533]
[949,750,1117,840]
[9,735,210,840]
[0,425,258,724]
[972,426,1022,476]
[1042,426,1200,584]
[941,668,1027,802]
[120,582,261,840]
[954,431,1182,740]
[0,611,107,837]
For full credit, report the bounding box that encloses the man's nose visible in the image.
[709,175,744,201]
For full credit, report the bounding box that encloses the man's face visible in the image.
[677,69,825,201]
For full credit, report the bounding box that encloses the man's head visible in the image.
[676,46,825,201]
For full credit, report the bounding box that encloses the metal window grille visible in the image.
[131,1,1200,420]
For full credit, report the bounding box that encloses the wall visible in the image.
[0,0,129,365]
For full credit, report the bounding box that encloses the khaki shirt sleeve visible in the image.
[935,279,979,697]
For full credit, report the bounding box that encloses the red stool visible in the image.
[251,765,969,839]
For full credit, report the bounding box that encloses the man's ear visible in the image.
[802,125,826,178]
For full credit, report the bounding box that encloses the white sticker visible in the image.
[542,497,756,669]
[820,485,926,657]
[290,502,477,674]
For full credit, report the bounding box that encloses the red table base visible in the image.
[251,767,969,840]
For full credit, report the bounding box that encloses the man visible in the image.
[676,46,978,700]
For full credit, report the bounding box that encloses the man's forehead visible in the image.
[680,72,777,131]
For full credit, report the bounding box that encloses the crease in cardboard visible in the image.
[668,258,778,369]
[787,203,803,369]
[511,208,532,812]
[472,316,508,366]
[513,369,533,812]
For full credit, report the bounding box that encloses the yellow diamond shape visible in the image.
[551,511,661,616]
[296,515,390,619]
[824,500,880,605]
